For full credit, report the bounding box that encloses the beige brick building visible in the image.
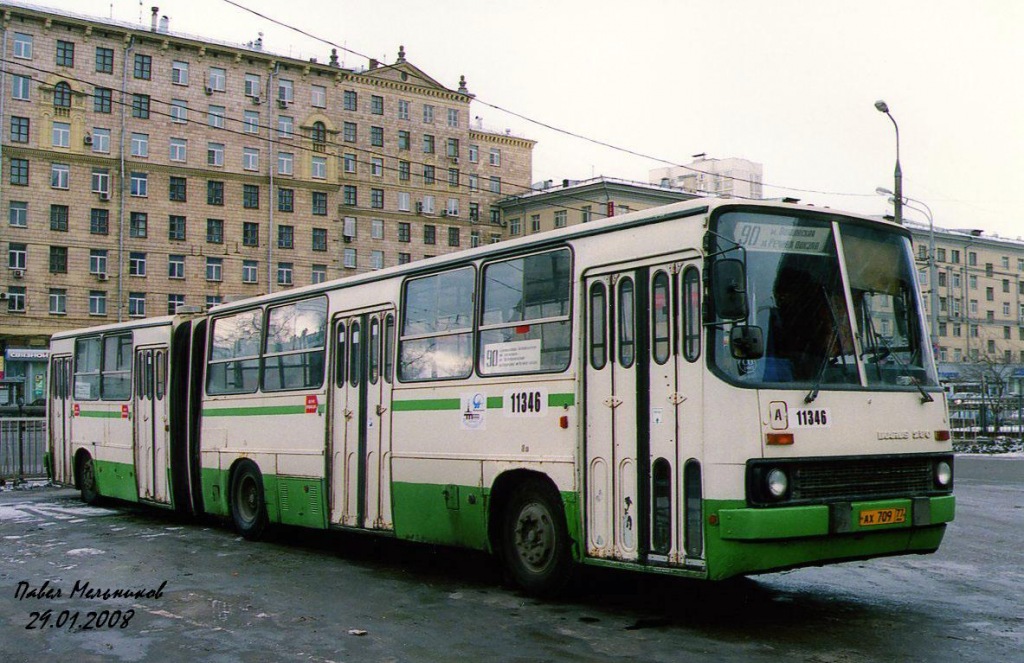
[0,2,534,391]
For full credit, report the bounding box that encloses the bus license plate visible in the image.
[858,507,906,527]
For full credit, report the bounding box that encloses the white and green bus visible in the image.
[49,198,955,594]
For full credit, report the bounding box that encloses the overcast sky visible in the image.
[38,0,1024,237]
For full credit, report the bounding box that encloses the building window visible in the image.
[278,188,294,212]
[130,132,149,157]
[88,249,107,275]
[343,249,357,269]
[243,147,259,171]
[468,174,479,192]
[89,291,107,316]
[207,219,224,244]
[208,105,226,129]
[448,108,459,128]
[371,126,384,147]
[125,293,145,318]
[312,156,327,180]
[9,201,27,228]
[51,121,71,147]
[343,153,357,174]
[242,260,258,284]
[399,161,411,181]
[7,286,26,312]
[129,212,147,238]
[399,252,411,265]
[130,172,148,197]
[91,209,109,235]
[278,225,294,249]
[171,99,187,123]
[53,82,72,108]
[243,184,260,209]
[168,215,186,240]
[134,54,152,80]
[343,122,357,142]
[311,84,326,108]
[312,228,327,252]
[424,225,436,245]
[371,189,384,209]
[171,60,188,85]
[422,195,435,215]
[10,158,29,186]
[207,142,224,167]
[243,222,259,247]
[12,75,31,101]
[132,94,150,119]
[423,134,435,153]
[49,246,67,273]
[168,177,187,202]
[312,265,327,284]
[397,191,411,212]
[371,95,384,115]
[469,145,479,163]
[206,257,223,282]
[555,210,567,228]
[208,67,226,92]
[51,164,70,189]
[424,165,435,185]
[91,168,110,194]
[10,116,29,143]
[312,191,327,216]
[311,122,327,149]
[50,205,69,232]
[344,90,357,111]
[371,250,384,270]
[245,73,261,97]
[398,99,410,120]
[509,217,521,236]
[398,130,410,151]
[371,218,384,240]
[423,105,435,123]
[448,227,460,247]
[470,231,480,248]
[49,289,67,315]
[398,222,411,243]
[207,180,224,205]
[169,137,187,162]
[446,198,459,217]
[278,152,293,176]
[167,294,185,314]
[168,254,185,279]
[343,185,357,206]
[277,262,293,285]
[56,40,75,67]
[244,110,259,134]
[448,168,459,187]
[278,115,293,139]
[129,252,147,277]
[13,33,33,59]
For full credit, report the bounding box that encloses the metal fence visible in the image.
[0,417,48,482]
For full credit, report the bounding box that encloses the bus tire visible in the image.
[230,460,267,540]
[501,478,573,596]
[77,453,100,505]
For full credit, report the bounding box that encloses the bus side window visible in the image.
[652,271,671,364]
[335,322,347,388]
[369,317,380,385]
[682,267,701,362]
[589,282,607,370]
[350,321,361,387]
[383,314,395,384]
[618,277,635,368]
[155,350,166,400]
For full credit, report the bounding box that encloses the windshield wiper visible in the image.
[805,286,848,404]
[863,333,934,404]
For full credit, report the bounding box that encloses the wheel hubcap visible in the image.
[514,503,553,571]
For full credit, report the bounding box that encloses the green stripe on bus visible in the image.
[79,410,124,419]
[203,404,325,417]
[392,393,575,412]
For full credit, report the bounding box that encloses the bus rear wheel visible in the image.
[230,460,267,540]
[77,454,99,505]
[501,478,573,596]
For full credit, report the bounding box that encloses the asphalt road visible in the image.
[0,455,1020,662]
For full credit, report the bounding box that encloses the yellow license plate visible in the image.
[858,507,907,527]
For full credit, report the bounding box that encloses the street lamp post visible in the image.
[874,100,903,225]
[878,187,938,356]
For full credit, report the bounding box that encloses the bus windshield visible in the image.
[710,210,938,391]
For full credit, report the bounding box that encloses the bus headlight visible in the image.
[766,468,789,499]
[934,460,952,488]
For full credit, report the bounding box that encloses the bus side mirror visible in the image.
[730,325,764,359]
[712,258,749,321]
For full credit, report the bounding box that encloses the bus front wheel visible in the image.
[501,478,573,596]
[77,454,99,505]
[230,460,267,540]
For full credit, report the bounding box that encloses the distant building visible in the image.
[495,176,698,237]
[650,155,763,199]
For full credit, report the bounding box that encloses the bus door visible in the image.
[328,307,396,530]
[584,270,642,562]
[133,347,170,504]
[49,356,73,484]
[647,262,705,565]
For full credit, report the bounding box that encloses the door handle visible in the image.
[376,404,387,416]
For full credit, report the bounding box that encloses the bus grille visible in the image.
[790,458,932,501]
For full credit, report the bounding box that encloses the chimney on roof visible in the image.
[150,6,159,32]
[369,58,379,70]
[159,16,169,33]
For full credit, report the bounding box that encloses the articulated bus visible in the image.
[49,199,955,594]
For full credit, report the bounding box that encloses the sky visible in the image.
[31,0,1024,238]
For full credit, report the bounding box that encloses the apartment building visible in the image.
[0,3,534,393]
[650,155,763,199]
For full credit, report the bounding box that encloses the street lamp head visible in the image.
[875,186,894,196]
[874,100,890,113]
